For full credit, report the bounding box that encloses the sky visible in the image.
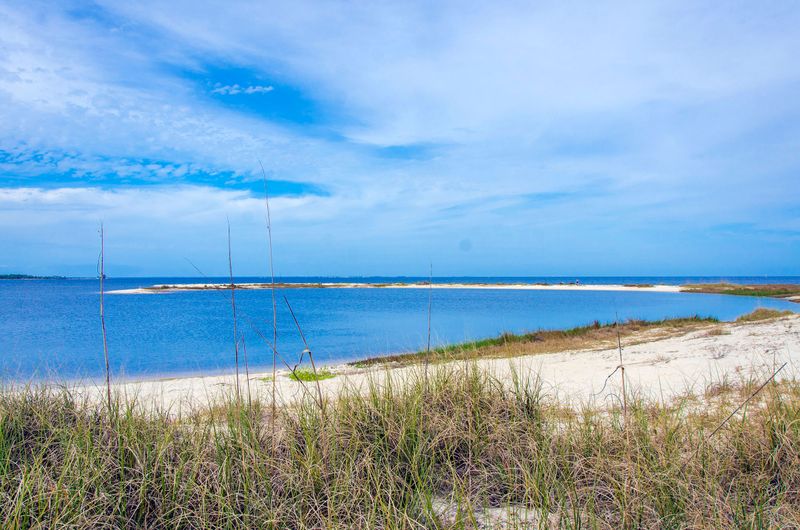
[0,1,799,277]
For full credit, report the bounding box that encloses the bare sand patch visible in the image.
[73,314,800,413]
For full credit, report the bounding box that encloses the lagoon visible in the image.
[1,276,798,381]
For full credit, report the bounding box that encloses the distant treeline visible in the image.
[0,273,66,280]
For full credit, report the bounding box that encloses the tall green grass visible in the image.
[1,364,799,528]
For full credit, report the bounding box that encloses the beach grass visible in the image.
[736,308,795,322]
[2,362,799,528]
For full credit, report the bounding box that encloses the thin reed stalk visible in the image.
[683,361,788,470]
[614,312,631,529]
[226,219,241,404]
[246,320,317,404]
[241,335,251,409]
[615,313,627,429]
[425,262,432,391]
[98,222,111,411]
[259,160,279,439]
[183,257,318,404]
[284,295,325,416]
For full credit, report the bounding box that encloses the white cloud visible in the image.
[96,1,800,144]
[211,84,274,95]
[0,1,798,274]
[0,3,350,184]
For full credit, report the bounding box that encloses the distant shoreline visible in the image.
[104,281,800,302]
[106,282,684,295]
[0,274,66,280]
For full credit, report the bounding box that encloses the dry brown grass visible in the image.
[683,283,800,299]
[736,308,794,322]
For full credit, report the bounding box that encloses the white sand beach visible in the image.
[76,314,800,413]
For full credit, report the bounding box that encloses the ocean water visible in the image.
[1,276,798,382]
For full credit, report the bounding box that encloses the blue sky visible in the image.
[0,0,798,277]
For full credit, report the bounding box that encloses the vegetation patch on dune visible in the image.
[736,308,794,322]
[288,367,336,382]
[1,365,798,528]
[354,315,718,367]
[683,282,800,299]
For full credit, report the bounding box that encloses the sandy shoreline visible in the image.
[72,314,800,412]
[107,282,683,295]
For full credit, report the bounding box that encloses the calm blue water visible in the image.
[1,276,798,382]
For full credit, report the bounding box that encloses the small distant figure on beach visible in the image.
[575,279,581,285]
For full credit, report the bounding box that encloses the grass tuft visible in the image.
[288,367,336,382]
[736,308,794,322]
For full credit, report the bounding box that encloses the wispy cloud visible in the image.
[211,83,274,95]
[0,1,798,275]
